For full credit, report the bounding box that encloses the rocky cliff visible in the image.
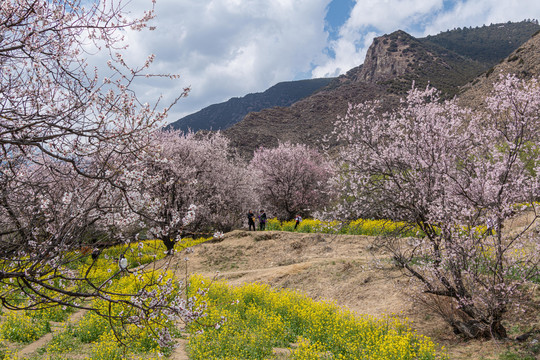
[356,30,416,83]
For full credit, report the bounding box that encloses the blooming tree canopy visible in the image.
[250,142,335,221]
[130,130,256,253]
[332,75,540,339]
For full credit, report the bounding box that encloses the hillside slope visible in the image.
[224,80,394,155]
[168,78,333,132]
[459,29,540,108]
[421,20,540,66]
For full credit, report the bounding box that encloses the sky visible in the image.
[118,0,540,123]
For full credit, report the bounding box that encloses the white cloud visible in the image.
[313,0,540,79]
[103,0,540,123]
[313,0,444,77]
[422,0,540,36]
[345,0,443,31]
[120,0,331,122]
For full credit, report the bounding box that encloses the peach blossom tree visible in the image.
[131,130,256,253]
[331,75,540,339]
[0,0,197,346]
[250,142,335,221]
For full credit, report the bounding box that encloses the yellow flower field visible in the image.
[186,276,447,360]
[266,217,423,237]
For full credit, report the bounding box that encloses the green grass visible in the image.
[498,350,536,360]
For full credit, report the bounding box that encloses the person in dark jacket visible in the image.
[294,214,302,230]
[258,210,267,231]
[247,210,256,231]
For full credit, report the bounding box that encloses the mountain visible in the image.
[353,29,486,98]
[459,28,540,108]
[168,78,334,132]
[421,20,540,66]
[222,21,540,157]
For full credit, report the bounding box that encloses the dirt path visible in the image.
[170,339,189,360]
[18,332,55,358]
[18,309,87,358]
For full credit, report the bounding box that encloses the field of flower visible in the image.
[186,275,447,360]
[0,229,451,360]
[265,218,423,237]
[265,217,520,242]
[0,236,210,360]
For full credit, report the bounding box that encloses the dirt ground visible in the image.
[169,223,540,360]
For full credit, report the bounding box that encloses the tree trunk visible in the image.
[162,237,175,255]
[451,319,507,340]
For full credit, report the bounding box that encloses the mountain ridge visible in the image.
[221,21,540,157]
[168,78,334,132]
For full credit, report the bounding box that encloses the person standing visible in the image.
[258,210,267,231]
[247,210,256,231]
[294,214,302,230]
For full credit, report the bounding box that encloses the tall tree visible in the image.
[0,0,195,344]
[331,75,540,339]
[250,142,334,221]
[131,130,256,253]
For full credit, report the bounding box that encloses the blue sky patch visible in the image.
[325,0,356,42]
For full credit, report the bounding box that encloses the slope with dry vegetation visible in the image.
[178,213,540,360]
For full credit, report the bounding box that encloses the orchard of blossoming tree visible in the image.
[1,0,540,350]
